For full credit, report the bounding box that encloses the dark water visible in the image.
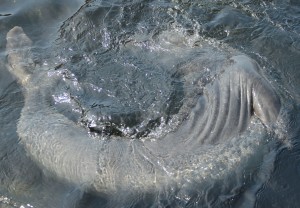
[1,0,300,207]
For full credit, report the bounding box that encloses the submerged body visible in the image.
[6,26,281,206]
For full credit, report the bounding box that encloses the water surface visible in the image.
[0,0,300,207]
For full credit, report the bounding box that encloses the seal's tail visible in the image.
[6,26,34,86]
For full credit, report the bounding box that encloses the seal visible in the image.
[6,26,281,206]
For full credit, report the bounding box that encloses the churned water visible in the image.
[0,0,300,207]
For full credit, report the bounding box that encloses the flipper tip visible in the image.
[6,26,33,86]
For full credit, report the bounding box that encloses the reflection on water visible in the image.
[0,0,300,207]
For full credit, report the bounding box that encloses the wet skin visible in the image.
[6,26,280,202]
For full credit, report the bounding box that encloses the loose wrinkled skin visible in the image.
[6,26,281,206]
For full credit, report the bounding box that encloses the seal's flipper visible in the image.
[6,26,34,86]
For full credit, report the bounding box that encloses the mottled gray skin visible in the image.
[146,55,281,156]
[6,26,280,198]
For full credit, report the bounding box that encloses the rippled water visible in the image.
[1,0,300,207]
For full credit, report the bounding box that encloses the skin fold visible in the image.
[5,26,281,205]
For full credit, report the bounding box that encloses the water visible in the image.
[0,0,300,207]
